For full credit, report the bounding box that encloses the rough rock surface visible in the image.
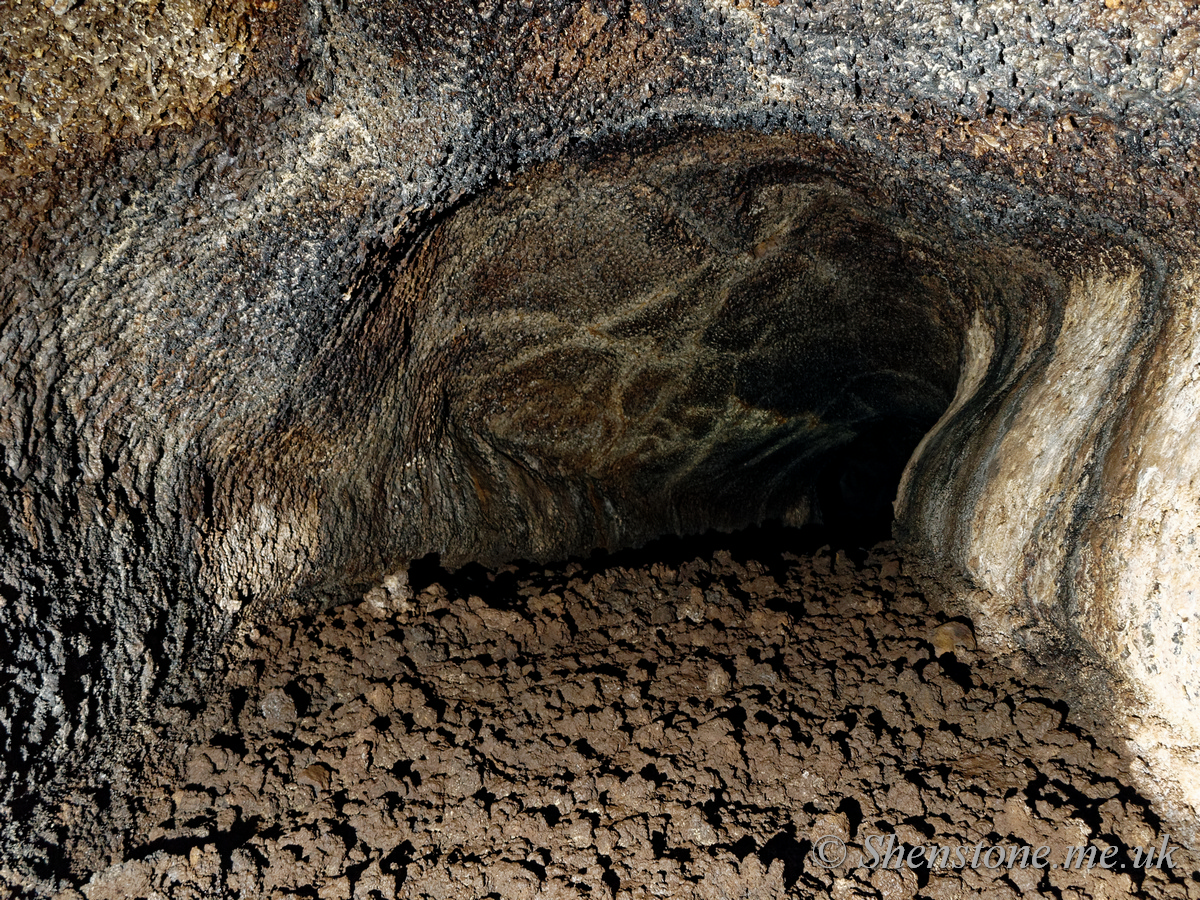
[59,534,1200,898]
[0,0,278,179]
[4,0,1200,890]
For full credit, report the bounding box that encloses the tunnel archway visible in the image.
[340,131,1052,569]
[7,0,1200,885]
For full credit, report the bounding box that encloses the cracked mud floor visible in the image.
[71,529,1199,899]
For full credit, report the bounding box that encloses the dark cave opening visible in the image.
[813,414,939,550]
[380,132,979,566]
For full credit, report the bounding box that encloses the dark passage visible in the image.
[814,415,936,549]
[399,134,971,563]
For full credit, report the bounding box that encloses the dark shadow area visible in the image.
[407,514,890,606]
[814,414,936,550]
[409,407,930,598]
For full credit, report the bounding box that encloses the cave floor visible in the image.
[76,533,1199,900]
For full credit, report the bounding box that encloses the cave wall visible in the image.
[895,250,1195,719]
[3,0,1200,887]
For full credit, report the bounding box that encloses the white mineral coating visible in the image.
[897,259,1200,820]
[1077,270,1200,731]
[965,266,1145,600]
[1070,270,1200,817]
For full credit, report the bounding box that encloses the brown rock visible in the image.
[297,763,333,792]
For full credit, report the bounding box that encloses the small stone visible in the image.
[810,810,851,843]
[258,689,296,725]
[297,763,332,791]
[871,867,915,900]
[364,566,413,616]
[670,807,718,847]
[834,549,855,575]
[678,585,706,623]
[931,621,976,656]
[831,877,872,900]
[707,666,731,694]
[363,587,389,614]
[567,817,593,847]
[318,876,352,900]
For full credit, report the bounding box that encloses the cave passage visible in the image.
[36,132,1199,900]
[373,133,1004,564]
[813,415,937,548]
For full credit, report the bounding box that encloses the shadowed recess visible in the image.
[356,134,1047,563]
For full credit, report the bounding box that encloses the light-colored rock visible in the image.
[931,621,977,656]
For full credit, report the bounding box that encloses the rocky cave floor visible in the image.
[72,528,1199,900]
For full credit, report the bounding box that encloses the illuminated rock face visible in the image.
[2,0,1200,883]
[900,256,1200,739]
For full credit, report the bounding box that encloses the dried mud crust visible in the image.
[80,536,1198,900]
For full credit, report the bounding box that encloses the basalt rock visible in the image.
[2,0,1200,889]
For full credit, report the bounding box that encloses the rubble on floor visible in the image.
[73,532,1200,899]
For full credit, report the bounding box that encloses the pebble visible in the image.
[931,620,977,656]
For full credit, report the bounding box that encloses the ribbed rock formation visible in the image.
[2,0,1199,889]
